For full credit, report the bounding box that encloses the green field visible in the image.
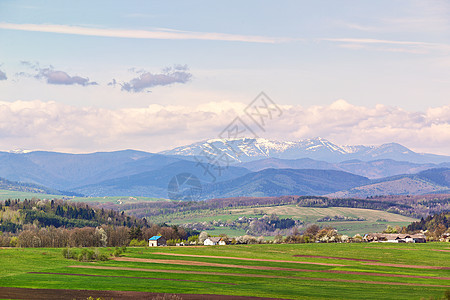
[0,189,62,201]
[164,205,418,237]
[1,243,449,299]
[70,195,169,204]
[0,189,169,204]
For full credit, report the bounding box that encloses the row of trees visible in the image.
[407,212,450,241]
[0,199,199,248]
[0,223,194,248]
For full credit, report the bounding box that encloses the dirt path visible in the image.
[292,255,378,262]
[152,252,347,266]
[0,287,285,300]
[364,262,450,270]
[28,271,236,285]
[70,265,450,281]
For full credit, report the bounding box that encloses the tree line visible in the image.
[0,199,197,248]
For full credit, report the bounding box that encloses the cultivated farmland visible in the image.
[1,243,449,299]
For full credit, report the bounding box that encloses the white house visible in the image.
[204,237,224,246]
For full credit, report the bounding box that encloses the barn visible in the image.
[148,236,167,247]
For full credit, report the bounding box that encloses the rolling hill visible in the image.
[240,157,439,179]
[72,160,250,197]
[0,150,178,190]
[328,168,450,198]
[198,168,370,199]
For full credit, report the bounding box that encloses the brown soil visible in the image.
[364,262,450,270]
[70,265,450,281]
[28,271,236,285]
[152,252,346,266]
[292,255,378,262]
[0,287,284,300]
[431,249,450,252]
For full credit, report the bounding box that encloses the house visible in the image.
[440,233,450,242]
[364,233,426,243]
[148,236,167,247]
[204,237,226,246]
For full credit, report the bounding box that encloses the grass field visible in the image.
[0,189,170,204]
[70,196,170,204]
[165,205,418,237]
[0,189,62,201]
[1,243,449,299]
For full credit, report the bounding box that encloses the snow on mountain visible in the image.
[9,148,33,154]
[161,137,450,164]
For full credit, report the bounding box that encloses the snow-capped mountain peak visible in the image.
[161,137,450,164]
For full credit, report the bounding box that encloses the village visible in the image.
[146,231,439,247]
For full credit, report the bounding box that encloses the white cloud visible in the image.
[0,23,294,44]
[120,65,192,92]
[321,38,450,54]
[0,99,449,155]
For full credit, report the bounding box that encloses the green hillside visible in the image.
[153,204,417,237]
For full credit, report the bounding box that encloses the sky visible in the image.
[0,0,449,154]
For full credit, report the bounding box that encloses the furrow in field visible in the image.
[152,252,347,266]
[0,287,284,300]
[364,263,450,270]
[65,266,450,288]
[28,272,236,285]
[69,264,450,281]
[112,257,318,270]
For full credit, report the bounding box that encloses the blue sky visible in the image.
[0,1,449,154]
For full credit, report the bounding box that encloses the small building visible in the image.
[148,236,166,247]
[204,237,225,246]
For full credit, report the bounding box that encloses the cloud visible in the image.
[321,37,450,54]
[19,62,97,86]
[120,65,192,92]
[0,23,294,44]
[0,99,449,155]
[0,69,6,80]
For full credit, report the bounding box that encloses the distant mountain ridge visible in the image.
[327,168,450,198]
[240,157,447,179]
[0,176,77,196]
[0,138,449,199]
[161,137,450,164]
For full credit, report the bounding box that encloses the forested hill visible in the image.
[0,198,148,233]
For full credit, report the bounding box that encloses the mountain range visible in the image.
[0,137,449,199]
[162,137,450,164]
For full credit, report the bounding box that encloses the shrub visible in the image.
[9,236,18,247]
[129,239,146,247]
[113,247,123,257]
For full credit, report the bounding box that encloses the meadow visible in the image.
[1,243,449,299]
[0,189,62,201]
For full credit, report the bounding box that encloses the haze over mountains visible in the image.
[1,137,449,199]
